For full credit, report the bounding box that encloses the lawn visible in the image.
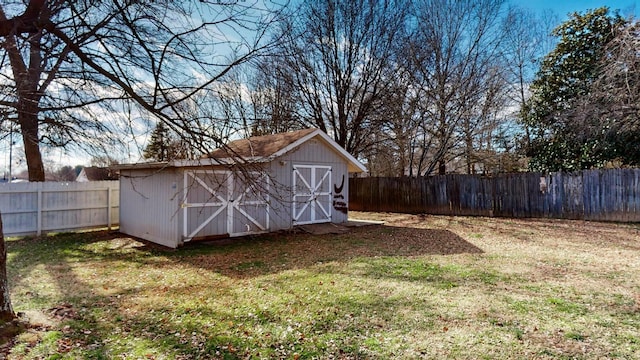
[3,212,640,359]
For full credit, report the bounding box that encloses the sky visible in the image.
[515,0,637,18]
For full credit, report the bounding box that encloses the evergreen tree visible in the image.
[143,122,195,161]
[524,7,628,171]
[143,122,174,162]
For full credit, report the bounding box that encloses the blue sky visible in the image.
[515,0,637,18]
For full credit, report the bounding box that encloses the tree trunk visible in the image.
[438,160,446,175]
[2,11,46,182]
[19,111,45,182]
[0,213,15,323]
[466,133,474,175]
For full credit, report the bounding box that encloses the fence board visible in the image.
[0,181,119,236]
[349,169,640,222]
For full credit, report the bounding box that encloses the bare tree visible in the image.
[169,79,248,149]
[0,0,285,181]
[456,64,509,174]
[364,72,420,177]
[589,19,640,123]
[271,0,408,157]
[403,0,507,176]
[501,6,558,150]
[248,58,301,136]
[602,20,640,165]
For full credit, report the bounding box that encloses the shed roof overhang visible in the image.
[115,128,368,173]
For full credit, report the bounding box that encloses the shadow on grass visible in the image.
[168,224,484,279]
[5,230,187,358]
[8,225,484,280]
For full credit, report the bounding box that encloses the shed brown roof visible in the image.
[206,128,317,159]
[116,128,366,172]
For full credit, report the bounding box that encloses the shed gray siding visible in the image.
[118,130,362,248]
[182,170,230,239]
[268,139,350,226]
[119,169,181,247]
[180,168,271,242]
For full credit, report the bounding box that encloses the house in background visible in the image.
[76,167,119,182]
[116,128,367,248]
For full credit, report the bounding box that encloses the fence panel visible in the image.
[349,169,640,222]
[0,181,119,236]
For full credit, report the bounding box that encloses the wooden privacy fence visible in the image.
[0,181,119,237]
[349,169,640,222]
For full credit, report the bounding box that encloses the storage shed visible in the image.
[117,128,367,248]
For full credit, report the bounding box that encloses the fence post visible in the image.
[36,188,42,236]
[107,186,112,230]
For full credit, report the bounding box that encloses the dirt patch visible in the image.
[297,223,351,235]
[296,220,382,235]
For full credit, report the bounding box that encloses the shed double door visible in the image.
[292,165,332,225]
[182,170,269,241]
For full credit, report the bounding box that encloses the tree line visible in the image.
[144,1,640,176]
[3,1,639,182]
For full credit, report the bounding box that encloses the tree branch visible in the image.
[0,0,46,36]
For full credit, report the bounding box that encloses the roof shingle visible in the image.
[206,128,317,159]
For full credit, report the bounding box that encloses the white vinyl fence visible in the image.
[0,181,119,237]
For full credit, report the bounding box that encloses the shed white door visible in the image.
[292,165,332,225]
[182,170,269,241]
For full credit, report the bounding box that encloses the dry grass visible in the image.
[3,212,640,359]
